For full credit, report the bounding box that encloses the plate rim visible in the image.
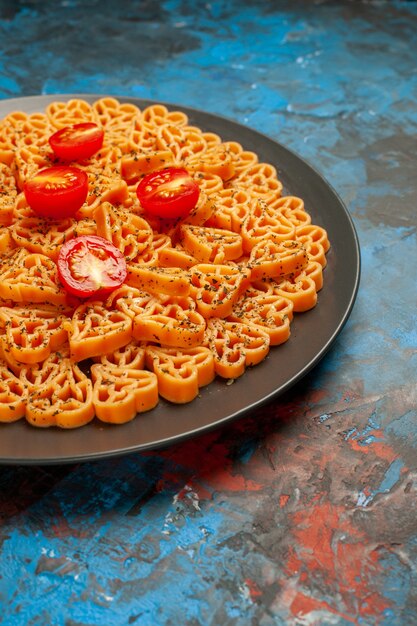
[0,93,361,465]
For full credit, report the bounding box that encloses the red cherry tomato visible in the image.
[49,123,104,161]
[57,235,127,299]
[136,167,200,219]
[24,166,88,219]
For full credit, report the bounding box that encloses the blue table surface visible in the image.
[0,1,416,624]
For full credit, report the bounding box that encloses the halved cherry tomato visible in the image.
[57,235,127,299]
[136,167,200,219]
[49,123,104,161]
[24,166,88,219]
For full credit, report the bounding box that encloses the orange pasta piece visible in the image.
[0,361,26,422]
[0,227,14,253]
[189,264,251,319]
[230,162,283,202]
[123,117,158,152]
[142,104,188,128]
[19,346,69,389]
[241,199,296,253]
[84,145,124,175]
[179,192,217,228]
[0,305,69,364]
[132,297,206,348]
[204,319,270,379]
[91,365,159,423]
[12,192,34,220]
[10,214,76,260]
[156,123,207,162]
[64,302,133,361]
[80,172,129,218]
[201,131,222,150]
[302,240,328,268]
[228,292,293,346]
[192,171,224,196]
[94,339,146,370]
[46,98,95,128]
[92,97,140,134]
[296,224,330,268]
[221,141,258,176]
[0,340,27,376]
[0,248,68,305]
[205,187,251,232]
[0,163,17,226]
[268,195,311,227]
[107,284,158,319]
[120,149,175,183]
[148,345,215,388]
[157,245,199,270]
[272,274,318,312]
[94,201,152,262]
[72,217,98,237]
[247,239,308,280]
[26,358,94,428]
[186,145,235,181]
[11,113,53,151]
[145,345,215,404]
[296,224,330,253]
[13,144,51,189]
[303,260,324,291]
[180,225,243,264]
[126,265,190,296]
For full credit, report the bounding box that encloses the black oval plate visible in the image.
[0,95,360,465]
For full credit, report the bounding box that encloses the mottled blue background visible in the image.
[0,1,416,625]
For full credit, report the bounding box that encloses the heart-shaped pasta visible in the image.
[180,225,243,264]
[231,162,283,202]
[272,274,318,312]
[94,339,146,370]
[95,201,153,262]
[156,123,207,162]
[0,361,26,422]
[145,345,215,403]
[204,319,270,379]
[220,141,258,176]
[91,365,158,423]
[205,187,251,232]
[189,264,251,319]
[185,145,236,181]
[79,172,129,218]
[241,198,296,253]
[10,214,76,260]
[247,238,308,280]
[268,195,311,228]
[296,224,330,268]
[0,248,68,305]
[64,302,133,361]
[0,163,17,226]
[132,297,206,348]
[0,305,70,364]
[26,358,94,428]
[142,103,188,128]
[229,291,293,346]
[46,98,96,129]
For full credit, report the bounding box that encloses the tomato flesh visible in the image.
[24,166,88,219]
[49,123,104,161]
[57,235,127,299]
[136,167,200,219]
